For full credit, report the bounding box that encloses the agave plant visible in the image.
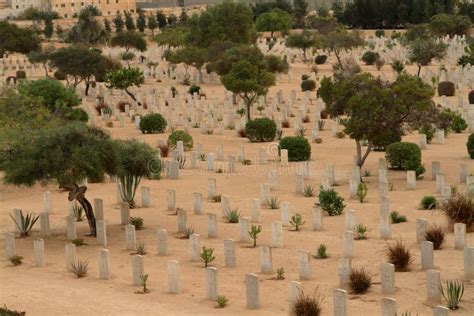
[119,174,141,209]
[10,210,40,237]
[177,156,186,169]
[71,259,89,278]
[439,280,464,310]
[72,204,85,222]
[225,209,241,223]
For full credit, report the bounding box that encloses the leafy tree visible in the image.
[429,14,471,37]
[305,15,339,34]
[252,0,293,19]
[318,73,439,169]
[27,47,54,77]
[111,31,147,52]
[44,18,54,39]
[0,22,40,57]
[285,30,316,62]
[104,18,112,34]
[136,12,146,32]
[458,1,474,23]
[105,67,144,104]
[407,38,447,76]
[314,29,365,68]
[154,26,188,50]
[114,13,124,32]
[458,42,474,67]
[255,9,292,38]
[167,13,178,26]
[156,10,167,28]
[293,0,308,28]
[67,6,107,45]
[125,11,136,31]
[18,78,80,112]
[179,8,188,25]
[0,122,119,236]
[168,46,207,83]
[17,7,59,20]
[147,14,158,35]
[186,1,256,48]
[50,46,120,94]
[222,60,276,121]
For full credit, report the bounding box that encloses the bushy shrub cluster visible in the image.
[301,79,316,91]
[279,136,311,161]
[437,81,455,97]
[139,113,167,134]
[168,130,193,150]
[386,142,424,176]
[245,118,277,142]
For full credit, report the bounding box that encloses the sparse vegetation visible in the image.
[9,255,23,266]
[354,224,368,240]
[212,194,221,203]
[420,195,438,210]
[215,295,228,308]
[72,204,85,222]
[184,227,195,239]
[129,216,144,230]
[267,196,281,209]
[71,259,89,278]
[303,184,316,197]
[200,247,215,267]
[276,267,285,280]
[439,280,464,310]
[441,192,474,231]
[248,225,262,247]
[225,209,241,223]
[356,183,368,203]
[390,211,407,224]
[425,226,445,250]
[349,267,372,294]
[314,244,328,259]
[290,213,305,231]
[385,240,412,272]
[71,238,86,247]
[10,210,39,237]
[134,242,147,255]
[292,288,322,316]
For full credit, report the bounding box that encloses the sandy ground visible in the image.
[1,61,474,315]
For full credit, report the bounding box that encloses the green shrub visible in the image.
[18,78,80,112]
[188,84,200,95]
[54,70,67,80]
[0,305,25,315]
[129,216,144,230]
[168,130,193,150]
[375,29,385,38]
[469,90,474,104]
[315,55,327,64]
[361,51,380,65]
[316,186,345,216]
[451,112,467,133]
[139,113,166,134]
[372,128,403,151]
[301,74,309,80]
[419,125,435,143]
[245,118,277,142]
[437,81,455,97]
[386,142,424,176]
[62,107,89,122]
[279,136,311,161]
[467,133,474,159]
[420,195,438,210]
[301,79,316,91]
[16,70,26,79]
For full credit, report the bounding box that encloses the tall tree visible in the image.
[114,13,124,32]
[318,73,439,169]
[147,14,158,35]
[136,11,146,32]
[111,31,147,52]
[255,8,293,38]
[27,46,54,77]
[168,46,207,83]
[285,30,316,62]
[67,6,107,45]
[0,22,40,57]
[125,11,136,31]
[314,29,365,68]
[43,17,54,39]
[407,38,447,76]
[222,60,276,121]
[156,10,167,28]
[293,0,308,28]
[105,67,145,104]
[50,46,120,94]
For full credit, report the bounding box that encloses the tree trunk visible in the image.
[334,50,343,70]
[355,139,372,169]
[302,48,307,62]
[43,64,49,77]
[198,68,204,84]
[125,88,141,106]
[77,194,96,237]
[232,93,237,105]
[417,64,422,77]
[246,101,251,122]
[85,81,90,96]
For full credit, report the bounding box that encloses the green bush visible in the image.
[467,133,474,159]
[375,29,385,38]
[315,55,327,64]
[245,118,277,142]
[372,128,403,151]
[279,136,311,161]
[54,70,67,80]
[469,90,474,104]
[437,81,455,97]
[451,112,467,133]
[168,130,193,150]
[301,74,309,80]
[420,195,438,210]
[419,125,435,143]
[301,79,316,91]
[317,186,345,216]
[139,113,166,134]
[18,78,80,112]
[62,107,89,122]
[361,51,380,65]
[188,84,200,95]
[386,142,424,176]
[16,70,26,79]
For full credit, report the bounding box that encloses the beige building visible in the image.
[3,0,136,18]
